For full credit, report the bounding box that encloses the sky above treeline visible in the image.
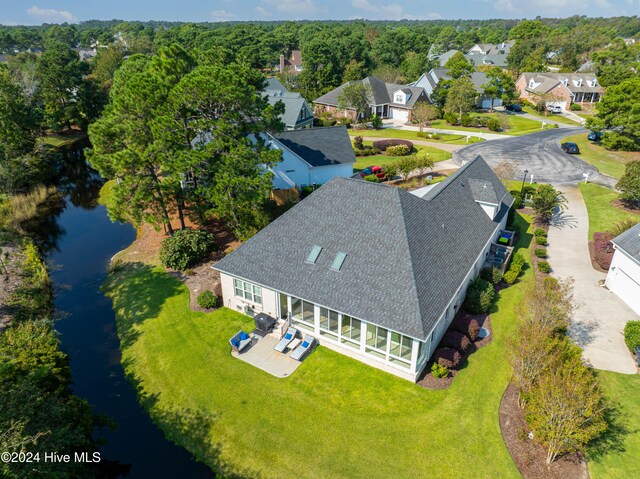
[2,1,639,25]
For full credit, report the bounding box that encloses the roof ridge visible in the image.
[423,155,483,200]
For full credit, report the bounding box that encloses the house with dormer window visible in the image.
[515,72,604,110]
[213,156,513,381]
[313,76,428,123]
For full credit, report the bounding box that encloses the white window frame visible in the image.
[233,278,262,305]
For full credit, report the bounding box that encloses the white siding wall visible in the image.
[220,273,278,318]
[477,201,498,220]
[605,248,640,315]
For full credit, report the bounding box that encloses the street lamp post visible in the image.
[520,169,529,207]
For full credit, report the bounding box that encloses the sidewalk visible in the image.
[546,186,638,374]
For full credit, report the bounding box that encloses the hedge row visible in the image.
[372,139,413,151]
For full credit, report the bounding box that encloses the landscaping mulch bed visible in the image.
[500,381,590,479]
[417,312,493,390]
[587,241,610,273]
[611,199,640,216]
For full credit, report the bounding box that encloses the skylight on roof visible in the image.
[330,252,347,271]
[306,245,323,264]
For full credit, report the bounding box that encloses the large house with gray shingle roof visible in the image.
[412,68,503,109]
[314,76,428,123]
[515,72,604,110]
[214,156,514,381]
[263,77,314,130]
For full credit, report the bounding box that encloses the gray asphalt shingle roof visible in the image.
[612,223,640,265]
[215,156,513,341]
[430,69,490,94]
[263,77,313,129]
[272,126,356,167]
[314,76,425,110]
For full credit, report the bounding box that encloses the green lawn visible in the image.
[563,134,640,180]
[588,371,640,479]
[103,215,534,479]
[578,183,640,238]
[38,131,86,148]
[429,112,545,136]
[352,143,452,170]
[522,106,582,126]
[349,128,484,144]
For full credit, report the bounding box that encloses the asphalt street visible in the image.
[453,127,618,188]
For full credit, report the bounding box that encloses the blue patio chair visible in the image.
[291,334,316,361]
[229,330,252,353]
[274,327,298,353]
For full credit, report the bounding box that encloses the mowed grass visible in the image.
[563,134,640,180]
[352,142,452,170]
[349,128,484,144]
[38,131,86,147]
[430,112,545,136]
[103,215,534,479]
[588,371,640,479]
[521,106,582,126]
[578,183,640,238]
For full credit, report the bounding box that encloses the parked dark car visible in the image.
[588,131,603,141]
[505,104,522,112]
[561,142,580,154]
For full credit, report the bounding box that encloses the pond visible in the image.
[40,146,213,478]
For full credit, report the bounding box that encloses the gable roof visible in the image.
[428,69,490,94]
[520,72,603,94]
[314,76,425,110]
[272,126,356,168]
[612,223,640,264]
[263,77,313,128]
[214,156,512,341]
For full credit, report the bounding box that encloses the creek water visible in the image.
[41,149,213,478]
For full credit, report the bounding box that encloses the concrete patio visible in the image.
[231,332,302,378]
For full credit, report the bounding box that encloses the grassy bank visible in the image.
[349,128,484,144]
[430,112,545,136]
[522,106,582,126]
[103,213,533,478]
[578,183,640,238]
[563,134,640,180]
[352,142,452,170]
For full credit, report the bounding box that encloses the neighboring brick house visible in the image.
[314,76,428,123]
[515,72,604,110]
[279,49,303,74]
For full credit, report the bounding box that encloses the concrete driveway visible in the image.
[547,186,638,374]
[453,127,617,188]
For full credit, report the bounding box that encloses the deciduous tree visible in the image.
[337,83,371,124]
[445,76,477,120]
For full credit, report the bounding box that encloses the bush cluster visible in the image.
[609,218,639,237]
[624,321,640,352]
[353,136,364,149]
[465,277,495,314]
[453,317,480,342]
[353,148,380,156]
[570,103,582,111]
[441,331,472,353]
[535,234,548,246]
[534,248,547,258]
[435,348,462,369]
[480,266,503,285]
[504,252,525,285]
[364,174,380,183]
[197,290,219,309]
[538,261,551,273]
[487,118,501,131]
[386,144,411,156]
[443,111,459,125]
[431,362,449,378]
[593,232,614,270]
[534,228,547,237]
[159,229,216,271]
[372,139,413,151]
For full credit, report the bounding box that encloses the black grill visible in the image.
[254,313,276,334]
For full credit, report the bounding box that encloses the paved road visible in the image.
[453,127,618,188]
[547,187,638,374]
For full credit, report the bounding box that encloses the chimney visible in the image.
[279,54,285,73]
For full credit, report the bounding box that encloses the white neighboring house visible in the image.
[411,68,503,109]
[265,126,356,190]
[605,223,640,315]
[213,156,514,381]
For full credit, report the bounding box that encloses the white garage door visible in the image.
[391,108,409,122]
[546,100,567,111]
[609,268,640,315]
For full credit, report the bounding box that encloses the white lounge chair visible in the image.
[274,327,298,353]
[291,334,315,361]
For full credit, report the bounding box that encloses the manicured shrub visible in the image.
[487,118,501,131]
[444,111,459,125]
[460,113,472,127]
[534,248,547,258]
[624,321,640,352]
[465,277,495,314]
[386,144,411,156]
[504,252,525,285]
[371,115,383,129]
[441,331,472,353]
[538,261,551,273]
[570,103,582,111]
[535,234,548,246]
[452,317,480,342]
[372,139,413,151]
[353,136,364,149]
[511,252,525,269]
[354,147,380,156]
[159,229,216,271]
[364,174,380,183]
[435,348,462,369]
[593,232,614,270]
[431,362,449,378]
[480,266,503,285]
[533,228,547,237]
[197,290,218,309]
[503,270,519,284]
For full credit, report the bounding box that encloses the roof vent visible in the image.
[330,252,347,271]
[306,245,323,264]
